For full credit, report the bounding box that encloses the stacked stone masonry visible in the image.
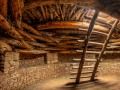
[0,52,19,74]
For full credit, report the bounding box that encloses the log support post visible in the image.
[0,52,19,73]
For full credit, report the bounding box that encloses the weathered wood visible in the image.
[109,39,120,43]
[78,40,103,46]
[48,5,59,18]
[76,10,99,83]
[10,0,24,28]
[0,0,8,18]
[30,34,54,43]
[76,50,100,54]
[27,41,47,48]
[0,41,12,52]
[91,19,119,81]
[22,22,42,36]
[59,50,76,53]
[20,40,33,49]
[109,42,120,46]
[24,0,97,10]
[37,21,109,33]
[18,29,36,42]
[104,51,120,54]
[0,15,23,40]
[24,0,120,20]
[0,37,23,48]
[22,11,32,23]
[71,8,84,20]
[55,29,107,36]
[15,49,47,54]
[25,10,36,20]
[42,47,66,51]
[40,5,46,20]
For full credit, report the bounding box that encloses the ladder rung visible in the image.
[70,70,99,75]
[80,76,91,78]
[83,66,95,68]
[89,42,104,46]
[73,59,97,62]
[70,75,97,79]
[72,66,79,69]
[82,71,99,74]
[83,65,100,68]
[70,72,77,75]
[76,50,100,54]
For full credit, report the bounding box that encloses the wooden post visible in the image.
[76,10,99,84]
[0,0,8,18]
[10,0,24,28]
[91,19,119,81]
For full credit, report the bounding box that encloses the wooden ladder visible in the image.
[70,10,119,84]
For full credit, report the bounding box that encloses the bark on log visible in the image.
[37,21,109,33]
[0,41,12,52]
[27,41,48,48]
[10,0,24,28]
[22,22,42,36]
[0,15,23,40]
[15,49,47,54]
[109,42,120,46]
[20,40,34,49]
[0,0,8,18]
[104,51,120,54]
[0,37,23,48]
[0,15,33,49]
[30,34,54,43]
[18,28,36,42]
[24,0,120,20]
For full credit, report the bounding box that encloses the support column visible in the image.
[46,53,58,64]
[0,52,19,73]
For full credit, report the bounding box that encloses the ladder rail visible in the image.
[91,19,119,81]
[75,10,99,84]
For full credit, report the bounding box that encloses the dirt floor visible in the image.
[23,75,120,90]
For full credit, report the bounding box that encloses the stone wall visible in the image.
[1,61,120,90]
[0,63,71,90]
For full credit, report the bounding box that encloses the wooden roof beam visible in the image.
[15,49,47,54]
[37,21,109,33]
[24,0,97,10]
[0,15,33,49]
[24,0,120,20]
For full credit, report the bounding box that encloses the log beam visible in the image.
[0,15,33,49]
[0,40,12,52]
[22,22,42,36]
[24,0,120,20]
[37,21,109,33]
[0,0,8,18]
[15,49,47,54]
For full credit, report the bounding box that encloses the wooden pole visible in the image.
[10,0,24,28]
[75,10,99,84]
[0,0,8,18]
[91,19,119,81]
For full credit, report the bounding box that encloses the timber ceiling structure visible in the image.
[0,0,120,54]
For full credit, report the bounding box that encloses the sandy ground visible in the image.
[23,75,120,90]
